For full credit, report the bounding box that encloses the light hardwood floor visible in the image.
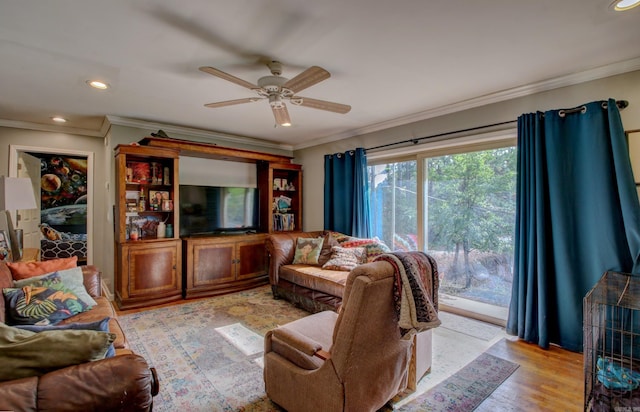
[478,337,584,411]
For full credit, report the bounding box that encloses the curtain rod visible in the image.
[366,99,629,152]
[366,120,516,152]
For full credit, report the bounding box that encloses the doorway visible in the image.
[9,145,93,264]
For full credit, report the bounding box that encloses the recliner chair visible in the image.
[264,260,414,412]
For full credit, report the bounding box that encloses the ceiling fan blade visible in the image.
[204,97,262,108]
[272,104,292,126]
[282,66,330,93]
[293,96,351,114]
[199,66,259,90]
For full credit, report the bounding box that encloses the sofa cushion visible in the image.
[3,277,89,325]
[318,232,340,266]
[6,256,78,281]
[13,267,97,307]
[341,238,391,262]
[322,246,366,271]
[280,265,349,298]
[292,237,324,265]
[0,323,115,382]
[58,296,127,350]
[15,317,115,358]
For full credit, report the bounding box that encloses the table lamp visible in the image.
[0,176,37,261]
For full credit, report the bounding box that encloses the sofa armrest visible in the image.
[0,354,158,412]
[81,265,102,298]
[265,231,325,286]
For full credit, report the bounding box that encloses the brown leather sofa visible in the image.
[266,230,349,313]
[0,262,159,411]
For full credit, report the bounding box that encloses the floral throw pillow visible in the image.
[322,246,366,271]
[292,237,325,265]
[3,275,89,325]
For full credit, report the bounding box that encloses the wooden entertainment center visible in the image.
[113,137,302,309]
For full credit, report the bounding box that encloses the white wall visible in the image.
[294,70,640,231]
[180,157,256,187]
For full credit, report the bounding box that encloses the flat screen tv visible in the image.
[179,185,259,236]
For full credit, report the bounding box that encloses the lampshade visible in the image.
[0,176,37,211]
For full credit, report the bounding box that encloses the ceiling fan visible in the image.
[199,61,351,127]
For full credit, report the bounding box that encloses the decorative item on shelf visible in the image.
[138,188,146,212]
[276,195,292,213]
[163,167,170,185]
[128,162,150,183]
[157,221,166,238]
[150,162,163,185]
[165,224,173,238]
[162,199,173,211]
[149,190,168,211]
[129,226,140,241]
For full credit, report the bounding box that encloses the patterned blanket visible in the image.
[375,251,441,338]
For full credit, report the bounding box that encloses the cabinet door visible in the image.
[191,242,235,286]
[236,238,267,280]
[125,241,181,298]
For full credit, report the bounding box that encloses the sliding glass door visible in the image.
[368,140,516,321]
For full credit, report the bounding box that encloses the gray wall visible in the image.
[294,70,640,231]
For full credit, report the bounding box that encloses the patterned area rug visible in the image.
[397,352,519,411]
[119,285,515,411]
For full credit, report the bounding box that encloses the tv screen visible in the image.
[179,185,259,236]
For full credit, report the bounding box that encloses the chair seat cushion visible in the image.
[269,311,337,370]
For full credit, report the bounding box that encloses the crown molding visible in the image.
[105,115,294,151]
[0,118,106,137]
[293,57,640,151]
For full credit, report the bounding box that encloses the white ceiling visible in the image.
[1,0,639,149]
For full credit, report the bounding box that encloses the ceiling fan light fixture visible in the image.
[86,80,109,90]
[611,0,640,10]
[51,116,67,123]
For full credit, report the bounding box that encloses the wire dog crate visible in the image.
[584,271,640,411]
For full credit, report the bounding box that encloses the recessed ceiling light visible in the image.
[51,116,67,123]
[611,0,640,11]
[281,122,292,127]
[86,80,109,90]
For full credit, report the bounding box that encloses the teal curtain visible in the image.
[324,148,371,237]
[507,99,640,352]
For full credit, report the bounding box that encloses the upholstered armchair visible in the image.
[264,260,413,412]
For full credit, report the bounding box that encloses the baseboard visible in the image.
[101,279,114,301]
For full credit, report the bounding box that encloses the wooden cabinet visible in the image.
[114,144,182,309]
[115,240,182,309]
[183,234,268,299]
[258,162,303,233]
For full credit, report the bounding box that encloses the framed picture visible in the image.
[149,190,169,211]
[0,229,12,261]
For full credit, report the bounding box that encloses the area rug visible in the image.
[397,352,519,411]
[119,285,515,411]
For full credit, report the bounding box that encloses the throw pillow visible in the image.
[341,238,391,262]
[318,232,340,266]
[15,318,116,358]
[0,323,115,382]
[3,276,89,325]
[13,267,97,307]
[322,246,366,271]
[7,256,78,281]
[292,237,324,265]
